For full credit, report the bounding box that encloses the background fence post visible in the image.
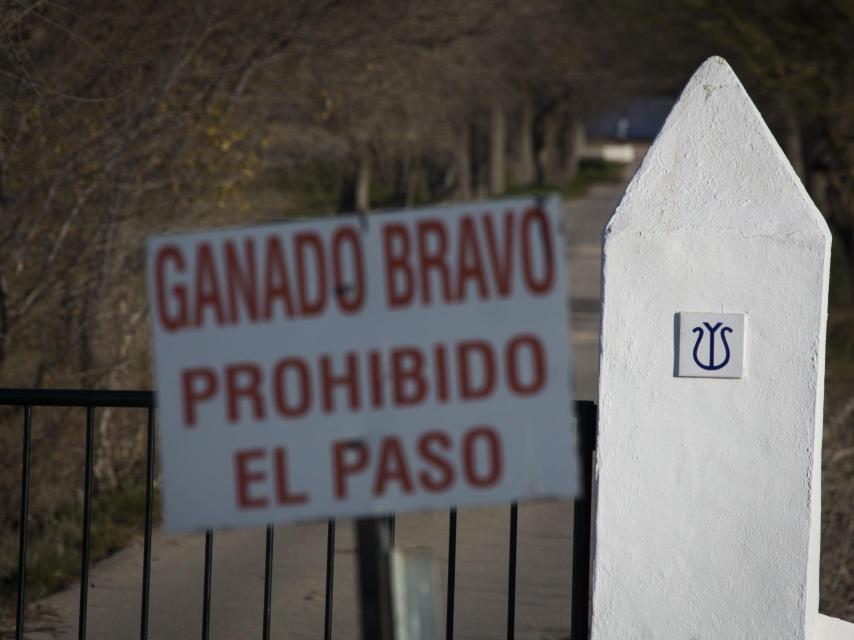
[570,401,596,640]
[356,517,395,640]
[591,57,836,639]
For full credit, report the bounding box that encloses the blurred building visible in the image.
[587,97,676,141]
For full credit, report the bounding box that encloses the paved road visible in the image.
[18,176,629,640]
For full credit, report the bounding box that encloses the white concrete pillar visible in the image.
[591,57,852,639]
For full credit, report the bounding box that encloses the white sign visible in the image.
[147,197,578,532]
[677,312,746,378]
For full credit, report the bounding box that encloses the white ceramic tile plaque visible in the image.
[677,312,745,378]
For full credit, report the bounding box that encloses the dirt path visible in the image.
[19,177,629,640]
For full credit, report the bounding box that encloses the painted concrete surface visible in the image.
[10,181,627,640]
[592,57,831,639]
[817,614,854,639]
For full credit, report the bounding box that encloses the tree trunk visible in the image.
[515,98,536,186]
[781,105,805,182]
[489,105,507,195]
[808,170,830,216]
[0,273,7,368]
[536,110,560,185]
[96,305,146,491]
[562,117,586,184]
[356,152,371,212]
[455,125,472,200]
[78,306,94,387]
[405,159,421,207]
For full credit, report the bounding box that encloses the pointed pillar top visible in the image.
[608,56,828,241]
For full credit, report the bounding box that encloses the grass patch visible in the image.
[561,158,627,198]
[0,483,159,614]
[268,159,348,217]
[267,157,628,221]
[503,158,627,201]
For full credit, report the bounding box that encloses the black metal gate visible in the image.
[0,389,596,640]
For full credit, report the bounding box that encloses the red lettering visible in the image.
[463,427,502,488]
[391,347,427,406]
[333,441,369,499]
[272,357,312,417]
[521,208,554,294]
[263,236,295,320]
[181,367,218,427]
[294,232,326,316]
[274,447,308,505]
[373,436,414,496]
[332,227,365,313]
[456,216,489,300]
[457,340,496,400]
[155,245,188,331]
[433,344,449,402]
[482,212,515,297]
[235,449,269,509]
[506,334,546,395]
[417,219,452,304]
[225,363,264,422]
[418,431,454,492]
[368,350,384,409]
[383,223,414,308]
[223,238,258,323]
[194,243,226,326]
[320,353,361,413]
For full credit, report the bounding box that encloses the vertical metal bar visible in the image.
[78,406,95,640]
[262,525,274,640]
[506,502,518,640]
[445,508,457,640]
[323,519,335,640]
[15,406,32,640]
[201,530,213,640]
[387,514,395,548]
[571,401,596,640]
[355,517,394,640]
[140,407,155,640]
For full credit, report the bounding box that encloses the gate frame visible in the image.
[0,389,596,640]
